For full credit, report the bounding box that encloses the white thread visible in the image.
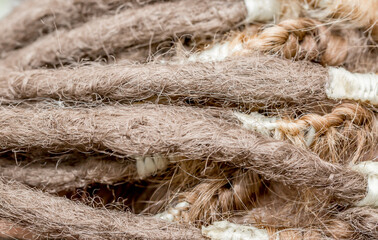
[155,202,190,222]
[136,156,147,179]
[144,157,156,175]
[234,112,278,136]
[188,42,243,62]
[351,161,378,207]
[152,154,166,170]
[155,210,174,222]
[244,0,281,23]
[135,155,169,179]
[202,221,269,240]
[326,67,378,105]
[234,112,316,147]
[305,126,316,147]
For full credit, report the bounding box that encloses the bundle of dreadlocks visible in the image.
[0,0,376,239]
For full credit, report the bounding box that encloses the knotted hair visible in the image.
[0,104,367,206]
[0,178,205,240]
[0,54,334,115]
[1,0,247,69]
[0,0,166,57]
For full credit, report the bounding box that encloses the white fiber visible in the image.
[188,42,243,62]
[155,202,190,222]
[0,0,22,19]
[235,112,317,147]
[136,157,147,179]
[152,154,168,170]
[135,155,169,179]
[326,67,378,105]
[144,157,156,175]
[352,161,378,207]
[234,112,278,136]
[305,126,316,147]
[202,221,269,240]
[244,0,281,22]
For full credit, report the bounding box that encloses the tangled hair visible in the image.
[0,0,165,57]
[245,18,344,65]
[307,104,377,164]
[0,1,376,238]
[245,18,376,68]
[193,181,378,239]
[237,205,378,239]
[336,207,378,239]
[1,0,247,69]
[0,136,371,238]
[0,178,205,240]
[190,18,377,72]
[238,103,378,165]
[304,0,378,42]
[0,54,334,115]
[180,168,264,224]
[6,173,374,240]
[132,160,376,239]
[0,152,137,193]
[0,104,367,206]
[174,171,369,235]
[2,1,376,70]
[0,144,370,238]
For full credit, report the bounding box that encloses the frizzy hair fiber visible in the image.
[0,153,137,193]
[1,0,247,69]
[304,0,378,42]
[0,103,376,239]
[0,0,167,57]
[0,178,205,240]
[191,18,377,72]
[202,206,378,240]
[1,54,377,114]
[0,0,302,64]
[0,103,370,206]
[0,1,376,238]
[236,103,377,164]
[1,0,376,70]
[0,55,337,115]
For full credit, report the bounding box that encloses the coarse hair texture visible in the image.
[243,18,377,69]
[0,103,367,206]
[0,0,247,70]
[172,173,360,235]
[304,104,377,164]
[3,176,374,240]
[0,142,364,237]
[114,159,375,239]
[254,103,377,164]
[0,154,351,239]
[188,20,377,72]
[336,207,378,239]
[0,1,375,239]
[303,0,378,42]
[2,61,375,165]
[139,158,377,239]
[1,141,371,238]
[0,0,167,57]
[0,178,205,240]
[0,152,137,193]
[237,203,378,239]
[0,54,334,115]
